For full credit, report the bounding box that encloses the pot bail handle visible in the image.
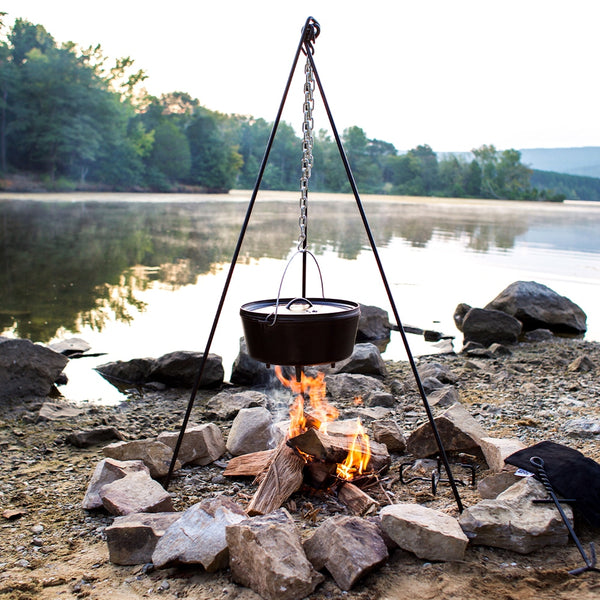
[266,249,325,326]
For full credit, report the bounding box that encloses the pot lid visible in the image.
[242,297,358,316]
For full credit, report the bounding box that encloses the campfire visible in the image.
[224,366,390,516]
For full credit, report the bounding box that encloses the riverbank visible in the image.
[1,336,599,599]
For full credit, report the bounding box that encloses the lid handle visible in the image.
[285,297,314,312]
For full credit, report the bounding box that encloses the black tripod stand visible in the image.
[164,17,463,514]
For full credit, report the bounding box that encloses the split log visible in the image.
[223,449,275,478]
[304,461,337,489]
[338,481,380,516]
[287,428,391,473]
[246,442,305,516]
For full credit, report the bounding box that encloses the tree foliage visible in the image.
[0,17,584,200]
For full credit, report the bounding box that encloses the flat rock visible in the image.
[205,390,270,420]
[406,403,487,458]
[152,497,246,571]
[567,355,596,372]
[459,477,572,553]
[38,402,82,421]
[100,471,174,516]
[105,512,181,565]
[226,509,324,600]
[47,337,92,356]
[82,458,150,510]
[157,423,225,466]
[226,406,274,456]
[380,503,468,562]
[564,417,600,437]
[66,427,124,448]
[0,337,68,400]
[479,437,527,472]
[477,468,521,499]
[427,385,460,409]
[303,515,388,590]
[102,439,181,478]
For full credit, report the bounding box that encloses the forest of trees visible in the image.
[0,16,590,201]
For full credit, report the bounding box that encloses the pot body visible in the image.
[240,298,360,366]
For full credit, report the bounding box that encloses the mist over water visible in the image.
[2,191,599,404]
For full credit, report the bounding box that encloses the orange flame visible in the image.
[336,418,372,481]
[275,366,339,438]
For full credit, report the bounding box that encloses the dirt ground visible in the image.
[1,337,599,599]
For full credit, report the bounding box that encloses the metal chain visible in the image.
[298,55,315,250]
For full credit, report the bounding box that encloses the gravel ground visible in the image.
[0,336,599,600]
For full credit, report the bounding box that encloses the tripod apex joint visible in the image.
[301,17,320,54]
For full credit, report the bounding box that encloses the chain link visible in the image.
[298,56,315,250]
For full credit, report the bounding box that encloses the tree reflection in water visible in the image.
[0,195,597,345]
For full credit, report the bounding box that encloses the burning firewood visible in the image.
[337,481,380,516]
[245,441,305,516]
[287,427,391,475]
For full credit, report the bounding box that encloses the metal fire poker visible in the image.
[164,17,464,513]
[530,456,599,575]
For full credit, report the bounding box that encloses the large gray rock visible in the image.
[303,515,388,590]
[461,307,522,346]
[99,471,174,516]
[407,403,487,458]
[106,512,181,565]
[230,337,274,386]
[226,509,324,600]
[417,362,458,385]
[95,358,154,385]
[324,373,385,402]
[226,407,274,456]
[0,337,68,400]
[102,439,181,478]
[82,458,150,510]
[205,389,270,421]
[380,503,468,562]
[485,280,587,334]
[157,423,225,466]
[152,497,246,571]
[96,351,224,389]
[331,343,387,377]
[149,351,224,387]
[459,477,572,553]
[357,304,391,341]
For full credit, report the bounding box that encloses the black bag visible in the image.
[505,440,600,527]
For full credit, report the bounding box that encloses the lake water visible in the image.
[1,190,599,405]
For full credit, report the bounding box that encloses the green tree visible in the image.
[148,120,191,186]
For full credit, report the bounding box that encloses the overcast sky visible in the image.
[3,0,599,152]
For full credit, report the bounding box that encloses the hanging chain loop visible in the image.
[298,55,315,250]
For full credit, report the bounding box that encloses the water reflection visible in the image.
[0,194,598,346]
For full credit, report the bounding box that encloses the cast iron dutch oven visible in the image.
[240,296,360,366]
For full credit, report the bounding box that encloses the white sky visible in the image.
[3,0,600,152]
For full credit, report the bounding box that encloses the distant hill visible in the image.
[519,147,600,179]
